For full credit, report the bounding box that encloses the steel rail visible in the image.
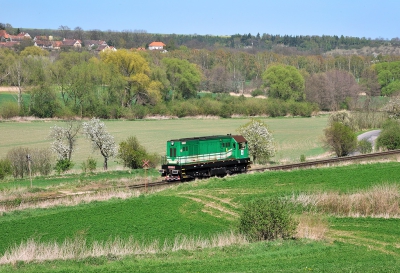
[250,149,400,173]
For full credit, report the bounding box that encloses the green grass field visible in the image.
[0,116,328,169]
[2,116,399,272]
[0,92,30,106]
[0,162,399,272]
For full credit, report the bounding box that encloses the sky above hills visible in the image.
[2,0,399,39]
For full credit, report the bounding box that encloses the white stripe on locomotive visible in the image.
[167,149,233,164]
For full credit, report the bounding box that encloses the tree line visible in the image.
[3,23,400,53]
[1,42,400,120]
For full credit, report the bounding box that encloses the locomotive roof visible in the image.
[169,134,247,143]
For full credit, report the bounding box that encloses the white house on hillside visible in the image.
[148,41,166,50]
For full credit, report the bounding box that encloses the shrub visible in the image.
[0,159,12,180]
[170,100,200,117]
[196,98,223,116]
[6,147,30,178]
[150,103,171,116]
[376,119,400,150]
[351,111,388,130]
[242,99,264,116]
[131,105,149,119]
[358,139,372,154]
[251,89,265,97]
[29,85,59,118]
[328,111,358,131]
[239,197,298,241]
[265,99,287,117]
[118,136,159,169]
[81,157,97,173]
[6,147,53,178]
[300,154,306,162]
[55,159,74,174]
[0,101,19,119]
[287,101,317,117]
[323,122,357,157]
[30,148,53,176]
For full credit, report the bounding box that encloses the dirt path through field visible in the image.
[327,230,400,257]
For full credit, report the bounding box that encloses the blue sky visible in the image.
[2,0,398,39]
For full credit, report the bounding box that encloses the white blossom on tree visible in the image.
[238,119,276,163]
[49,121,81,160]
[82,118,117,170]
[382,95,400,119]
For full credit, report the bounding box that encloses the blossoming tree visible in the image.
[238,119,276,164]
[82,118,117,170]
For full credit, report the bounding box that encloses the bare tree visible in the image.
[206,65,230,93]
[305,73,329,110]
[132,29,149,48]
[82,118,117,170]
[325,70,360,111]
[305,70,360,111]
[9,57,29,108]
[58,25,71,39]
[360,68,381,96]
[87,29,102,40]
[73,26,85,41]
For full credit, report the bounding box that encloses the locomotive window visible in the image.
[233,143,236,148]
[239,142,246,150]
[170,148,177,157]
[182,146,188,152]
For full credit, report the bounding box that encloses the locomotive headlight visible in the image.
[171,141,174,146]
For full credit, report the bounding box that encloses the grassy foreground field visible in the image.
[0,116,328,169]
[0,162,399,272]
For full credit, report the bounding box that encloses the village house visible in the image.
[84,40,107,50]
[62,39,82,48]
[33,35,51,41]
[99,45,117,52]
[52,41,63,50]
[9,32,31,41]
[0,30,10,42]
[34,40,53,49]
[148,41,166,50]
[0,41,19,48]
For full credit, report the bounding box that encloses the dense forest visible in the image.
[1,23,400,120]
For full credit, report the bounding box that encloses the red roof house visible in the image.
[148,41,166,50]
[0,30,10,41]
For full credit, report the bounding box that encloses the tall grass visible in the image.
[295,214,328,240]
[291,184,400,218]
[0,189,142,214]
[0,232,248,265]
[0,219,330,265]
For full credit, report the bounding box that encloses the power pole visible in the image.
[27,154,32,188]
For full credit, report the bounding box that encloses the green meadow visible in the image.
[0,162,399,272]
[0,116,328,168]
[2,115,399,272]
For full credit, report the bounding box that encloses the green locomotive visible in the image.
[160,134,251,181]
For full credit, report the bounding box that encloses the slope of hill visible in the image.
[0,162,399,272]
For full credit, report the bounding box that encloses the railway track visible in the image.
[250,149,400,172]
[2,149,399,207]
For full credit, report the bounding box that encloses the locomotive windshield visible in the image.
[239,142,246,150]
